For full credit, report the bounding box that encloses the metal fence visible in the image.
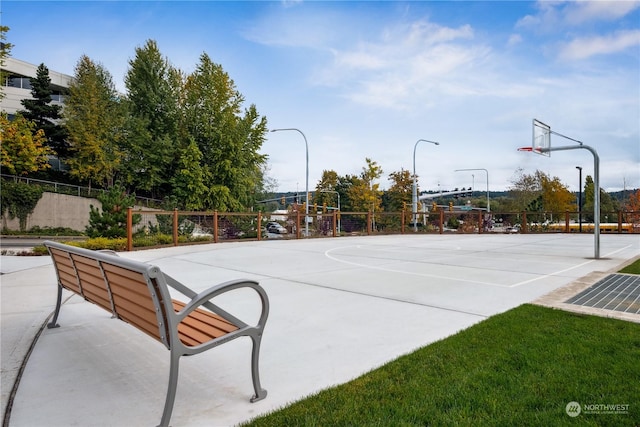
[1,174,164,207]
[125,207,639,251]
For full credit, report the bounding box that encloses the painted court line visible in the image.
[325,244,635,289]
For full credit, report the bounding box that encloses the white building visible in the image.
[1,57,73,117]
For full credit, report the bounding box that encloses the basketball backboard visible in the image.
[532,119,551,156]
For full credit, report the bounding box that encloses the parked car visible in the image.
[267,224,287,234]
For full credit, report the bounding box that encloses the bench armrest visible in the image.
[174,279,269,331]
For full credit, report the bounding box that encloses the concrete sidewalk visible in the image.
[2,233,639,426]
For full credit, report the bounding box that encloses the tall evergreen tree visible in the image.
[64,55,125,189]
[181,53,267,211]
[19,63,68,157]
[583,175,619,222]
[123,40,180,198]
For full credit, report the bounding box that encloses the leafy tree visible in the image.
[0,26,13,101]
[171,138,211,210]
[384,169,412,212]
[508,168,573,215]
[540,174,574,217]
[1,181,44,231]
[348,158,383,213]
[0,113,52,175]
[64,55,125,189]
[86,183,140,238]
[313,170,339,209]
[335,174,359,212]
[507,167,542,211]
[122,40,180,197]
[181,53,267,211]
[625,189,640,224]
[583,175,619,222]
[18,63,68,157]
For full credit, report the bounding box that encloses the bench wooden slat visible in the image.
[101,263,163,342]
[172,300,238,346]
[50,249,80,293]
[70,254,113,312]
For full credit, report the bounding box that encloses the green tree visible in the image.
[19,63,68,157]
[0,26,13,101]
[348,158,383,213]
[313,170,339,209]
[181,53,267,211]
[171,138,212,210]
[86,183,140,238]
[122,40,180,198]
[335,174,359,212]
[583,175,619,222]
[384,168,412,212]
[507,168,542,211]
[0,113,52,175]
[64,55,125,189]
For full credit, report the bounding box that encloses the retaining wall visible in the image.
[1,192,100,232]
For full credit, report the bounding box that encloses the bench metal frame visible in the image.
[44,241,269,427]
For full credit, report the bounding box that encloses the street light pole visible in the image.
[454,168,490,212]
[576,166,582,232]
[412,139,440,232]
[270,128,309,237]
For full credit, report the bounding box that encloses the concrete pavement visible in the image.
[2,233,639,426]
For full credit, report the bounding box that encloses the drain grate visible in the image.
[565,274,640,314]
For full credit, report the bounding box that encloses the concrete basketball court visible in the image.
[2,233,639,426]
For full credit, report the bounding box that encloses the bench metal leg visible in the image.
[47,285,63,329]
[249,333,267,402]
[158,350,180,427]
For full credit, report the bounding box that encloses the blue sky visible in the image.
[3,1,639,193]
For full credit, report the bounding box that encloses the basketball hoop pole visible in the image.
[520,144,601,259]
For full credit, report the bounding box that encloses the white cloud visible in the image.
[563,0,640,25]
[558,29,640,60]
[518,0,640,30]
[507,33,523,47]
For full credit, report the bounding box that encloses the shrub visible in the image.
[86,183,140,238]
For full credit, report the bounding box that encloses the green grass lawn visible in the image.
[243,304,640,426]
[619,257,640,275]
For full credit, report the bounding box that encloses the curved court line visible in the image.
[325,246,510,287]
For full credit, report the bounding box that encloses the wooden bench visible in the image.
[44,240,269,427]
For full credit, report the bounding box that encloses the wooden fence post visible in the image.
[126,207,133,251]
[173,209,179,246]
[257,211,262,241]
[213,211,219,243]
[439,209,444,234]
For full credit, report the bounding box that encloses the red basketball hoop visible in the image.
[518,147,543,154]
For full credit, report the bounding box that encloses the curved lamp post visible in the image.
[270,128,309,237]
[412,139,440,232]
[454,168,490,212]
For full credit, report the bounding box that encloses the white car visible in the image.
[267,224,287,234]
